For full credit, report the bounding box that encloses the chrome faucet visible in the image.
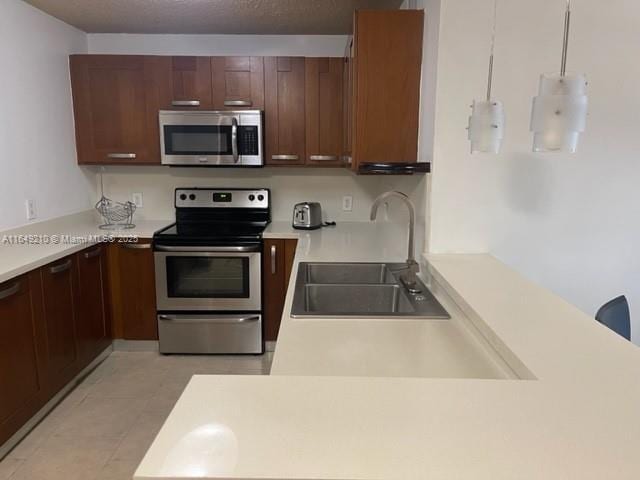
[370,191,421,293]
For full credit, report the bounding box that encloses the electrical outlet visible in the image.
[342,195,353,212]
[25,199,37,220]
[132,192,144,208]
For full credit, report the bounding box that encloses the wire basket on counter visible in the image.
[95,171,136,230]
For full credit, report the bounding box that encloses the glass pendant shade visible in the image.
[530,73,588,153]
[468,100,505,153]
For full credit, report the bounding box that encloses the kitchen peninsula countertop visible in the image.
[136,222,640,479]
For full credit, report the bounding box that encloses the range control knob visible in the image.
[257,194,265,201]
[248,194,255,201]
[179,194,187,201]
[189,194,196,201]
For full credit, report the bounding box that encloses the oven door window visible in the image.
[163,125,233,156]
[166,256,249,298]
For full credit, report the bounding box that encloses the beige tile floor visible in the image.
[0,350,274,480]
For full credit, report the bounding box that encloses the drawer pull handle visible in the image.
[171,100,200,107]
[107,153,136,159]
[309,155,338,162]
[224,100,252,107]
[84,247,101,259]
[271,155,299,161]
[122,243,152,250]
[50,259,72,274]
[271,245,277,275]
[0,282,20,301]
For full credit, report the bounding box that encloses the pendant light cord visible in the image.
[486,0,498,101]
[560,0,571,76]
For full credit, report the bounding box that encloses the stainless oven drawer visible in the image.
[158,314,263,354]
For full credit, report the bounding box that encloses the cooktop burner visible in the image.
[153,188,270,246]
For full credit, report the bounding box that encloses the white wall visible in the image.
[428,0,640,342]
[88,34,348,56]
[0,0,91,231]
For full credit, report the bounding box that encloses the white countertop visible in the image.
[0,211,170,284]
[134,222,640,480]
[4,213,639,478]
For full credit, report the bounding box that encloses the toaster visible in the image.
[292,202,323,230]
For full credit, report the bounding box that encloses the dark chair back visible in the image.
[595,295,631,341]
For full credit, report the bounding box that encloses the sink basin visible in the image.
[303,284,415,315]
[305,263,396,284]
[291,262,450,319]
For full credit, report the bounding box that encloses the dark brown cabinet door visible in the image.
[264,57,306,166]
[263,239,298,342]
[0,274,45,444]
[305,58,344,167]
[158,56,213,109]
[109,241,158,340]
[212,57,265,110]
[352,10,424,167]
[75,246,111,364]
[70,55,162,165]
[40,256,78,388]
[343,38,354,163]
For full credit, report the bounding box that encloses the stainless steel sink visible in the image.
[291,262,450,319]
[305,263,396,284]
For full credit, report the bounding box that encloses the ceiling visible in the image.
[24,0,405,35]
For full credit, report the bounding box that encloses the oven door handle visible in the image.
[155,245,260,253]
[158,314,260,324]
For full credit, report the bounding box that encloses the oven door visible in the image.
[154,246,261,311]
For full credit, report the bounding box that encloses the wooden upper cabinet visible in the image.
[343,39,354,163]
[351,10,424,168]
[305,58,344,167]
[70,55,162,165]
[158,56,213,109]
[212,57,265,110]
[264,57,306,166]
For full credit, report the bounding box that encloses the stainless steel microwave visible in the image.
[159,110,263,166]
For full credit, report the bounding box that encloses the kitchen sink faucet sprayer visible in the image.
[370,191,421,294]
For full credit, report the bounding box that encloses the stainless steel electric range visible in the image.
[153,188,270,354]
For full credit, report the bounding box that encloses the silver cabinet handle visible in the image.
[171,100,200,107]
[159,314,260,324]
[309,155,338,162]
[122,243,152,250]
[271,155,299,161]
[271,245,277,275]
[50,259,72,274]
[224,100,252,107]
[0,282,20,301]
[231,117,239,163]
[83,247,101,259]
[107,153,136,159]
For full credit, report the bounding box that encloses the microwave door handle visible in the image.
[231,117,239,163]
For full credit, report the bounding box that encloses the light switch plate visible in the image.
[132,192,144,208]
[342,195,353,212]
[25,199,37,220]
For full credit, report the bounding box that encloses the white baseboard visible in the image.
[0,345,113,460]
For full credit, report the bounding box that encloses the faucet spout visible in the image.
[370,191,420,293]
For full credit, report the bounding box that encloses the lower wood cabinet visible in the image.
[263,238,298,341]
[40,256,79,390]
[75,246,112,365]
[108,240,158,340]
[0,273,47,446]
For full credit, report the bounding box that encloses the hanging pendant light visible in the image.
[530,0,588,153]
[468,0,505,154]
